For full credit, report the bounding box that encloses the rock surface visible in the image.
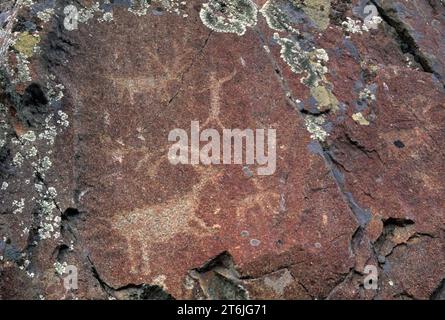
[0,0,443,300]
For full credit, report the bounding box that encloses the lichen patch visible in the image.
[199,0,258,36]
[12,32,40,58]
[352,112,370,126]
[310,85,338,112]
[300,0,332,30]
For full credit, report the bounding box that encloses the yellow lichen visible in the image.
[299,0,331,30]
[352,112,370,126]
[310,85,338,112]
[13,32,40,58]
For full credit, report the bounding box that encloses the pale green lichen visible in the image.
[128,0,151,16]
[305,115,329,141]
[13,152,24,167]
[46,82,65,103]
[273,34,303,73]
[306,48,330,86]
[11,53,32,83]
[158,0,188,16]
[78,2,103,23]
[199,0,258,36]
[37,196,60,240]
[8,127,68,241]
[261,0,331,31]
[260,0,299,33]
[38,156,52,173]
[47,187,57,198]
[25,146,38,158]
[6,106,71,241]
[101,12,114,22]
[20,0,35,7]
[127,0,188,17]
[272,32,340,144]
[359,87,376,101]
[273,33,329,87]
[21,130,36,143]
[37,8,55,23]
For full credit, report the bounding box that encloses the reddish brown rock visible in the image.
[0,0,443,300]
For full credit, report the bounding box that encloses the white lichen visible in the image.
[21,130,36,143]
[13,152,24,167]
[47,187,57,198]
[57,110,70,128]
[21,0,35,7]
[12,198,25,214]
[359,87,376,101]
[54,261,67,276]
[22,227,30,237]
[12,53,32,83]
[342,17,363,34]
[157,0,188,16]
[37,8,55,23]
[25,146,38,158]
[102,12,114,22]
[342,15,382,36]
[39,156,52,172]
[366,15,383,29]
[38,115,58,145]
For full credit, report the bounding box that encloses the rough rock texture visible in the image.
[0,0,443,300]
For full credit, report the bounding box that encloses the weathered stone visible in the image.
[0,0,443,300]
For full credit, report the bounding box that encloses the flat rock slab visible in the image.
[0,0,443,300]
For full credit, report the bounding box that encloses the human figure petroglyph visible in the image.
[201,70,237,129]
